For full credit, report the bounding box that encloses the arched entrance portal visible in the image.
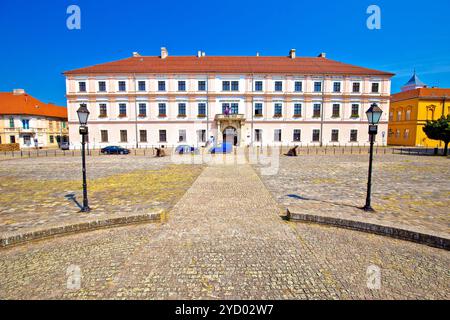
[223,126,238,146]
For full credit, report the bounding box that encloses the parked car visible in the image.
[209,142,233,154]
[60,142,70,150]
[100,146,130,155]
[174,145,200,155]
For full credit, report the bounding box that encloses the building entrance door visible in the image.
[223,127,238,146]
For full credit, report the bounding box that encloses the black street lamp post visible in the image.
[363,103,383,212]
[77,104,91,212]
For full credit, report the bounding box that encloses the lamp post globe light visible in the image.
[77,104,91,212]
[362,103,383,212]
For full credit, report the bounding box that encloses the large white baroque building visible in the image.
[64,48,393,148]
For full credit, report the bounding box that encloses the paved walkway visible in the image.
[1,164,448,299]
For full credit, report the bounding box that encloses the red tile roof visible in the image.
[391,88,450,102]
[0,92,67,119]
[64,56,394,76]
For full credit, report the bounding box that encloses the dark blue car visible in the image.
[209,142,233,154]
[101,146,130,155]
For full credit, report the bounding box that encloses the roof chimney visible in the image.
[13,89,25,95]
[289,49,296,59]
[161,47,168,59]
[132,52,141,57]
[318,52,326,58]
[201,51,206,57]
[197,50,202,58]
[256,52,260,57]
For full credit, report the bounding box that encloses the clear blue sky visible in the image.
[0,0,449,106]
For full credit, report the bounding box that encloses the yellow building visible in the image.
[0,89,68,148]
[388,73,450,147]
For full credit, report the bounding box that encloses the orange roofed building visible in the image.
[388,72,450,147]
[64,48,393,148]
[0,89,68,148]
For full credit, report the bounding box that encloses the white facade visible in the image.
[65,55,392,149]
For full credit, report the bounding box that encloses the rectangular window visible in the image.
[274,103,282,116]
[22,119,30,129]
[198,103,206,116]
[314,82,322,92]
[178,81,186,91]
[179,129,187,142]
[331,129,339,142]
[99,104,107,117]
[313,104,321,118]
[222,81,230,91]
[158,81,166,91]
[231,81,239,91]
[119,104,127,117]
[198,129,206,143]
[120,130,127,142]
[404,129,410,139]
[118,81,126,92]
[140,130,147,142]
[255,81,263,91]
[78,82,86,92]
[138,81,146,91]
[274,81,283,92]
[222,103,230,114]
[254,103,263,116]
[294,81,303,92]
[158,103,166,117]
[159,130,167,142]
[98,81,106,92]
[10,135,16,143]
[9,117,14,128]
[352,82,360,93]
[294,103,302,117]
[231,103,239,114]
[198,81,206,91]
[23,135,32,145]
[350,129,358,142]
[312,129,320,142]
[372,83,380,93]
[274,129,282,142]
[293,129,301,142]
[333,82,341,93]
[49,135,54,144]
[406,110,411,121]
[332,104,340,118]
[178,103,186,116]
[255,129,262,142]
[351,104,359,118]
[389,111,394,121]
[101,130,108,143]
[138,103,147,117]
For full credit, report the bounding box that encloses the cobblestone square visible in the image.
[0,154,449,299]
[0,156,203,242]
[256,154,450,237]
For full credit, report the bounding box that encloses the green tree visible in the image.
[422,115,450,156]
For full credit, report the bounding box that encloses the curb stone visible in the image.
[0,211,161,248]
[287,208,449,251]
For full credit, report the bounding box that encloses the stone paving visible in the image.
[0,156,203,240]
[255,154,450,237]
[0,163,448,299]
